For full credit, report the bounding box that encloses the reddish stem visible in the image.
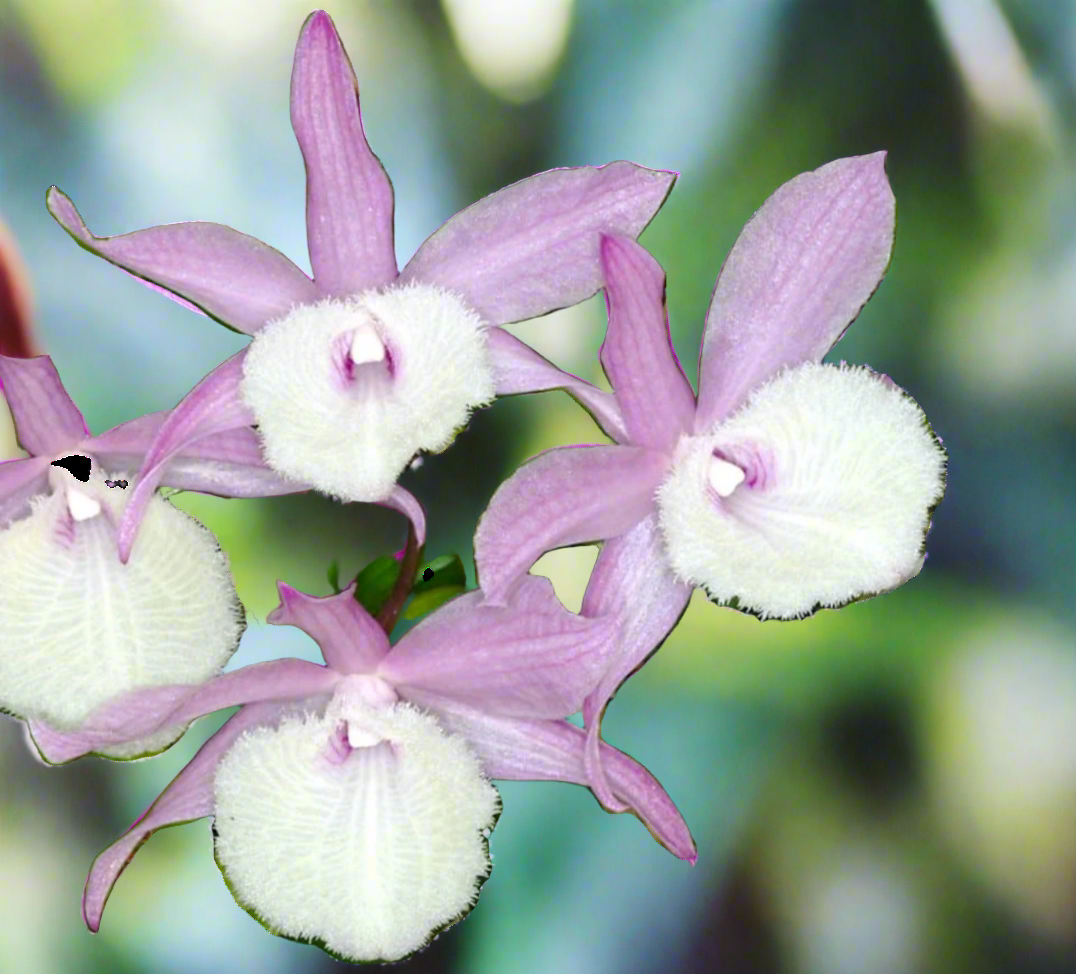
[375,523,423,635]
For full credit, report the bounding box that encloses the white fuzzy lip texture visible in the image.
[0,464,243,756]
[657,362,947,619]
[240,283,496,503]
[213,684,500,964]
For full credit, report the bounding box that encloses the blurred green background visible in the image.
[2,0,1076,971]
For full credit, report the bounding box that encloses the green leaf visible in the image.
[402,584,467,620]
[413,554,467,594]
[353,554,403,616]
[327,559,341,595]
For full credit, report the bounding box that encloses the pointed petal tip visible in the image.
[45,184,66,209]
[846,150,893,198]
[297,9,342,52]
[605,161,678,184]
[268,580,360,626]
[307,9,333,30]
[82,890,101,933]
[267,582,300,624]
[45,186,84,237]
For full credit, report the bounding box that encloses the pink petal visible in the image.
[88,414,303,498]
[486,327,628,442]
[375,484,427,546]
[580,514,692,812]
[47,187,319,335]
[400,161,677,326]
[403,694,697,863]
[695,153,896,429]
[291,10,398,294]
[81,701,281,932]
[599,235,696,451]
[0,455,49,526]
[28,659,340,765]
[117,350,254,563]
[268,582,390,674]
[0,219,38,358]
[0,354,89,455]
[474,444,667,603]
[380,576,618,719]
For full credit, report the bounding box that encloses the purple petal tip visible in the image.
[82,892,100,933]
[301,9,337,41]
[267,582,300,624]
[46,187,80,233]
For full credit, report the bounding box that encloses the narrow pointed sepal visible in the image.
[29,658,340,765]
[400,161,677,326]
[46,187,319,334]
[89,415,302,499]
[0,354,90,455]
[695,153,896,427]
[485,327,628,442]
[474,444,667,603]
[268,582,390,674]
[119,350,254,562]
[580,515,692,810]
[291,10,398,294]
[404,696,696,863]
[82,701,281,932]
[598,235,695,451]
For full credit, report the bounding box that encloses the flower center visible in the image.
[330,674,400,751]
[349,322,386,366]
[707,455,745,497]
[47,459,105,521]
[65,486,102,521]
[241,283,495,503]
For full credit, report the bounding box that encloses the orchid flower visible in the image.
[0,353,297,751]
[47,9,675,562]
[473,154,947,811]
[33,575,695,963]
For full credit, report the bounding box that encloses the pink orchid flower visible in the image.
[32,575,695,962]
[47,9,675,563]
[0,351,310,747]
[474,153,947,812]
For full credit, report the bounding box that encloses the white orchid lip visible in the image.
[0,464,243,753]
[213,685,500,963]
[657,362,947,619]
[241,282,495,504]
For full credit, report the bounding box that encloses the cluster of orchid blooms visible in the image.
[0,9,946,965]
